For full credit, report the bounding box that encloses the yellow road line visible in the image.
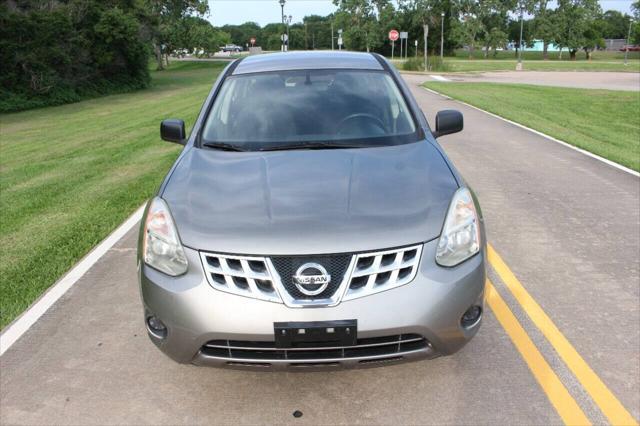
[486,280,591,425]
[488,244,638,426]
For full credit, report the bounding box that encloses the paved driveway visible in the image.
[431,70,640,91]
[1,74,638,425]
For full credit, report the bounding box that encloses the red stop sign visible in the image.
[389,30,399,41]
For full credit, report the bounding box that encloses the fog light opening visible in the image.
[461,305,482,328]
[146,315,167,339]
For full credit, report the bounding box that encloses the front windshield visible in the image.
[201,69,418,151]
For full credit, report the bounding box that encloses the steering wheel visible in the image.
[336,113,386,136]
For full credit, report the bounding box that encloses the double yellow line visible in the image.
[486,243,638,426]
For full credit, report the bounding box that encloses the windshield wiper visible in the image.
[259,141,364,152]
[202,142,247,152]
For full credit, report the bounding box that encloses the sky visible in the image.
[208,0,634,27]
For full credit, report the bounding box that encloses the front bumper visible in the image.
[139,239,486,370]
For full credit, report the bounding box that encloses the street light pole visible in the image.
[279,0,285,52]
[331,22,334,50]
[517,3,524,70]
[624,20,632,66]
[286,15,292,51]
[440,12,445,63]
[423,24,429,71]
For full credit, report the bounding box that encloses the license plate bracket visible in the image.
[274,320,357,348]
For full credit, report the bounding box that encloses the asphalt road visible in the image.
[433,70,640,91]
[1,74,638,425]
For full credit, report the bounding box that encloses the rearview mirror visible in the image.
[433,110,463,138]
[161,119,186,144]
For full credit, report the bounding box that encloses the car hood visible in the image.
[162,141,457,255]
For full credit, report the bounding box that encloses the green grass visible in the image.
[392,49,640,73]
[444,58,640,73]
[452,49,640,61]
[0,61,226,328]
[423,82,640,171]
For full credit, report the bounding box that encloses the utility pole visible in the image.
[286,15,292,51]
[423,24,429,71]
[405,37,408,60]
[440,12,445,62]
[624,20,632,65]
[516,3,524,70]
[331,22,334,50]
[279,0,285,52]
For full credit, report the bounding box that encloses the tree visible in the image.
[554,0,601,60]
[260,23,283,50]
[303,15,334,50]
[633,1,640,44]
[221,22,262,47]
[454,0,485,58]
[484,27,509,56]
[478,0,514,58]
[333,0,388,52]
[144,0,209,70]
[507,17,534,57]
[0,1,150,112]
[532,0,558,59]
[599,10,632,39]
[171,17,230,57]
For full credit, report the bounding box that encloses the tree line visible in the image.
[1,0,224,113]
[1,0,638,113]
[225,0,639,60]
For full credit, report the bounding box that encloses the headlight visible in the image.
[143,197,188,276]
[435,187,481,267]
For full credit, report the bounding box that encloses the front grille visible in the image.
[343,245,423,301]
[270,255,352,300]
[199,253,280,302]
[199,244,423,306]
[201,334,429,363]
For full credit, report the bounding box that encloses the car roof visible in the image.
[232,51,384,75]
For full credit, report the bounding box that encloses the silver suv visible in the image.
[138,52,486,370]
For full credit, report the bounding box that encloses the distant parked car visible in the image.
[222,44,243,53]
[619,45,640,52]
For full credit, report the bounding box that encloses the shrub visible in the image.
[402,56,451,72]
[403,57,425,71]
[0,3,150,113]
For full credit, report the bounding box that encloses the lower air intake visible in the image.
[201,334,430,364]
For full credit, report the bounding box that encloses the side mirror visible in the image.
[160,119,186,144]
[433,110,463,138]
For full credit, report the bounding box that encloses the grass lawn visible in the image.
[443,58,640,73]
[0,61,226,329]
[451,49,640,61]
[392,50,640,72]
[423,82,640,171]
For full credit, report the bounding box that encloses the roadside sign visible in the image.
[389,29,399,41]
[338,37,343,46]
[250,37,256,46]
[280,34,288,42]
[400,31,408,39]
